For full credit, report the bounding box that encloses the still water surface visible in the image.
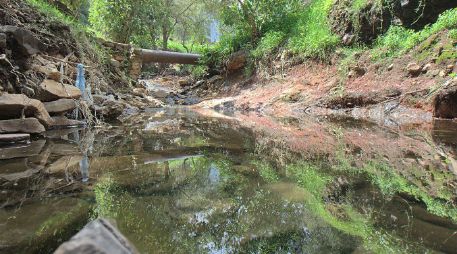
[1,108,457,253]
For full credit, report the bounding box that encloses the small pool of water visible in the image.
[1,108,457,253]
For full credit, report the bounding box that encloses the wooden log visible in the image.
[140,49,201,65]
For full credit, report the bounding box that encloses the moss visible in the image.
[436,42,457,64]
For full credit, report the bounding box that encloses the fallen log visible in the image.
[140,49,201,65]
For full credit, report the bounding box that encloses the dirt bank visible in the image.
[192,30,457,128]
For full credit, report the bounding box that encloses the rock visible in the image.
[46,155,83,174]
[54,218,138,254]
[143,96,165,108]
[0,33,6,49]
[148,88,170,98]
[430,69,440,77]
[407,62,422,76]
[131,88,146,97]
[32,64,62,82]
[342,33,355,45]
[329,0,392,43]
[0,93,53,128]
[110,58,121,68]
[44,99,77,114]
[51,116,85,128]
[422,63,432,72]
[208,75,223,84]
[20,85,35,98]
[0,25,43,55]
[387,64,394,71]
[349,66,366,78]
[391,0,457,30]
[0,118,45,134]
[0,139,46,160]
[439,70,447,77]
[36,79,81,102]
[178,79,190,87]
[0,134,30,144]
[433,82,457,119]
[95,99,125,120]
[92,94,113,105]
[227,50,247,72]
[446,64,455,73]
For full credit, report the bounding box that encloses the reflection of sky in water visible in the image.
[208,164,220,185]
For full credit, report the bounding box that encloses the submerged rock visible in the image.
[0,139,46,160]
[54,218,138,254]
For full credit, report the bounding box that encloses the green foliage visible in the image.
[286,162,330,196]
[26,0,87,32]
[449,29,457,40]
[252,31,286,59]
[253,160,279,183]
[373,8,457,59]
[288,0,339,59]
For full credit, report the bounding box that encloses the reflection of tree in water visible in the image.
[92,152,362,254]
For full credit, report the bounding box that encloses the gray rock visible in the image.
[0,33,6,49]
[0,93,53,128]
[0,25,43,55]
[54,218,138,254]
[44,99,77,114]
[0,118,45,134]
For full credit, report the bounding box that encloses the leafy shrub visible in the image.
[252,31,286,59]
[288,0,339,59]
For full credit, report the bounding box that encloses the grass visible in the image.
[25,0,90,34]
[372,8,457,59]
[288,0,339,59]
[284,160,427,253]
[253,160,280,183]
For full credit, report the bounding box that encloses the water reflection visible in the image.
[0,108,457,253]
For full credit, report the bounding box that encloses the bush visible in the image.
[288,0,339,59]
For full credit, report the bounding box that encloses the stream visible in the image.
[1,107,457,254]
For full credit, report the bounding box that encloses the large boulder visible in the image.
[31,64,62,82]
[226,50,247,72]
[44,99,77,114]
[35,79,81,102]
[329,0,392,44]
[0,118,45,134]
[0,25,43,55]
[95,98,126,120]
[433,80,457,119]
[54,218,138,254]
[0,93,53,128]
[391,0,457,29]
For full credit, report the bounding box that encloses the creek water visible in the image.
[1,107,457,254]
